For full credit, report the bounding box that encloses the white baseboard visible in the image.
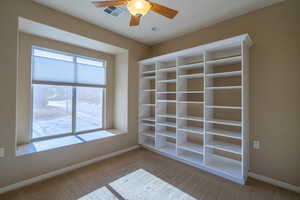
[0,145,140,194]
[248,172,300,193]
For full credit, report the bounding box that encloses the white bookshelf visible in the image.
[139,34,252,184]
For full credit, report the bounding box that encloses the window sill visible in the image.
[16,129,125,156]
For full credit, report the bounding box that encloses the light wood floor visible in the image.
[1,148,299,200]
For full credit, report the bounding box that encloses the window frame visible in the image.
[30,46,107,142]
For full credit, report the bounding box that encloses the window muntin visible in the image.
[31,47,106,140]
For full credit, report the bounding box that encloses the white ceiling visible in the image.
[32,0,283,45]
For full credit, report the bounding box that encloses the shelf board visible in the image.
[159,142,176,156]
[157,131,176,139]
[206,140,242,155]
[206,71,242,78]
[142,75,156,80]
[177,62,204,69]
[142,122,155,127]
[177,91,204,94]
[157,100,176,103]
[141,104,155,107]
[157,91,177,94]
[158,79,176,83]
[157,122,176,128]
[206,105,242,110]
[206,129,241,140]
[142,70,156,75]
[179,73,204,79]
[178,115,204,122]
[157,114,177,119]
[141,117,155,122]
[178,142,203,154]
[206,119,242,127]
[206,86,242,90]
[178,151,203,165]
[178,101,204,104]
[207,56,241,66]
[178,126,204,134]
[157,66,177,72]
[206,154,242,178]
[141,89,156,92]
[141,132,155,138]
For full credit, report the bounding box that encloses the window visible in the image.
[31,47,106,140]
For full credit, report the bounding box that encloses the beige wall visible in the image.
[0,0,149,188]
[114,52,129,131]
[150,0,300,186]
[17,32,115,144]
[0,0,299,189]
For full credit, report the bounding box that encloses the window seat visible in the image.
[16,129,125,156]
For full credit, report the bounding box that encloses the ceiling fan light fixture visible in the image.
[127,0,152,16]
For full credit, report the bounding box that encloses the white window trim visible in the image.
[30,46,108,142]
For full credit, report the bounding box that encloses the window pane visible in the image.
[33,49,75,83]
[32,85,73,139]
[77,57,106,85]
[76,87,103,132]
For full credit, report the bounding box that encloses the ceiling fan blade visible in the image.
[92,0,126,7]
[149,2,178,19]
[130,15,141,26]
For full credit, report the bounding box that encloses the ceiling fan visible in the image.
[92,0,178,26]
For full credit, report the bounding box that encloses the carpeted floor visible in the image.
[0,148,299,200]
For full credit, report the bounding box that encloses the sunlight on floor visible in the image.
[78,187,118,200]
[78,169,197,200]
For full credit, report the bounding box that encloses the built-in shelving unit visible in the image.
[139,34,252,184]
